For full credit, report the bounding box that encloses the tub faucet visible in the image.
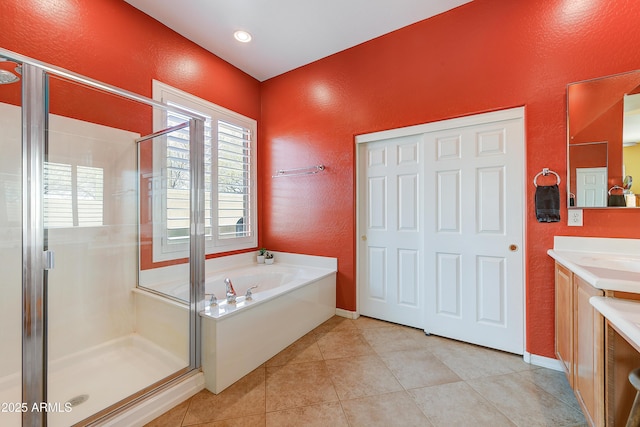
[224,278,236,304]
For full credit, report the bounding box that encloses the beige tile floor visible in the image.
[146,316,587,427]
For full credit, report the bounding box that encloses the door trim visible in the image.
[355,107,526,353]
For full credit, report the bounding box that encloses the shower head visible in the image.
[0,69,19,84]
[0,57,21,84]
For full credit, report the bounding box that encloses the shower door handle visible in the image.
[43,250,55,270]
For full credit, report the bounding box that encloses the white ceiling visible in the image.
[124,0,472,81]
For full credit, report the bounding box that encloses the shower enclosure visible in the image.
[0,48,206,426]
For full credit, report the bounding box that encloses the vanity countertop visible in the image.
[590,296,640,353]
[547,236,640,293]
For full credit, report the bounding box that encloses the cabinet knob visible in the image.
[509,244,518,252]
[361,235,367,241]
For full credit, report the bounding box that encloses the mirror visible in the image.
[567,70,640,208]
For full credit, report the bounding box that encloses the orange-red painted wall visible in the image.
[2,0,640,359]
[260,0,640,358]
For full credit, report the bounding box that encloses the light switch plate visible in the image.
[568,209,583,226]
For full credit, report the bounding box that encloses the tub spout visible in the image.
[224,278,236,304]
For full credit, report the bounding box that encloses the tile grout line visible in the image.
[512,370,587,422]
[463,377,519,426]
[180,394,194,426]
[318,329,351,425]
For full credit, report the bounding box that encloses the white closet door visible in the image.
[424,116,524,354]
[358,134,424,328]
[356,108,524,355]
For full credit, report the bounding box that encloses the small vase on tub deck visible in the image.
[257,248,267,264]
[264,251,274,265]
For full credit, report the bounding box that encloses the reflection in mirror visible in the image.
[624,94,640,200]
[567,69,640,208]
[569,142,607,207]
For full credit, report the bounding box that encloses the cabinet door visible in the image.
[555,263,573,385]
[574,276,605,427]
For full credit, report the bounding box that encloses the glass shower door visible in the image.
[44,75,192,426]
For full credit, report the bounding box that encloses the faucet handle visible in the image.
[245,285,259,300]
[205,293,217,306]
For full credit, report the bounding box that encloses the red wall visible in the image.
[260,0,640,358]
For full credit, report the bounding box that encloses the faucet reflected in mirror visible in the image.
[567,69,640,208]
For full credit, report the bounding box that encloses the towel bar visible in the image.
[533,168,561,187]
[272,164,325,178]
[608,185,624,195]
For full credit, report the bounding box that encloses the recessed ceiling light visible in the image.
[234,30,252,43]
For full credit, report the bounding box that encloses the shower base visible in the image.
[0,334,188,427]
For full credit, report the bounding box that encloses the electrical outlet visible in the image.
[568,209,583,226]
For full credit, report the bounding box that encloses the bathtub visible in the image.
[138,251,337,394]
[200,253,337,393]
[201,264,332,317]
[162,264,313,305]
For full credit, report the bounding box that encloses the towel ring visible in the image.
[533,168,561,187]
[608,185,624,195]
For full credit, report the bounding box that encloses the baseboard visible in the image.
[524,352,564,371]
[335,308,359,319]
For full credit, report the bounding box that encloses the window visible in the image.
[44,162,104,228]
[152,81,257,260]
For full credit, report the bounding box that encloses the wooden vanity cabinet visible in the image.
[555,263,574,384]
[574,275,605,426]
[555,263,605,427]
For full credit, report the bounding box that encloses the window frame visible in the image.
[151,80,257,261]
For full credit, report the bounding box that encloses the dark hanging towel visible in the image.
[607,194,626,207]
[535,184,560,223]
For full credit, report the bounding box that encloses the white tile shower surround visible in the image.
[0,334,186,427]
[147,316,588,427]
